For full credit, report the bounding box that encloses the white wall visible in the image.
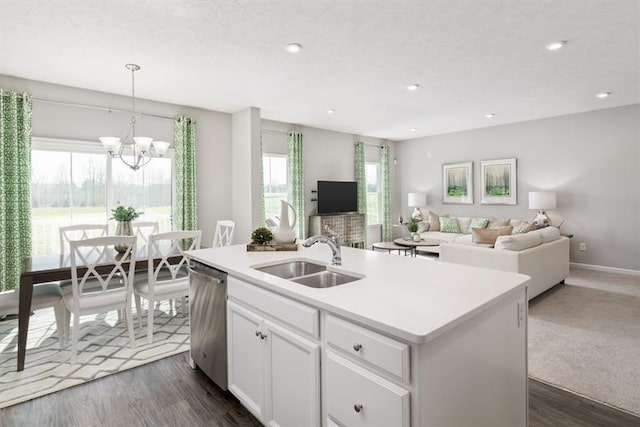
[0,75,233,245]
[395,104,640,271]
[232,107,262,244]
[261,120,396,241]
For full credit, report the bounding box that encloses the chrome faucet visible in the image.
[302,225,342,266]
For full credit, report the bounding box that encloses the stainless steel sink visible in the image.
[291,270,361,288]
[254,260,326,279]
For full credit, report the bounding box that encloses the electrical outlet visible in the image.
[579,242,587,251]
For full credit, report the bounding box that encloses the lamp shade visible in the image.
[528,191,556,210]
[408,192,427,207]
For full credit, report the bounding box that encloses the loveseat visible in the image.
[417,213,570,300]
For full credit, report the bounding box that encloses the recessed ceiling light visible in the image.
[595,91,612,99]
[546,40,567,51]
[286,43,302,53]
[326,109,335,114]
[410,128,418,132]
[406,84,420,91]
[485,113,496,119]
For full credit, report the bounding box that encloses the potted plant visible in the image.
[251,227,273,245]
[110,205,142,253]
[407,219,421,241]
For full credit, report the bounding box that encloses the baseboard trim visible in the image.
[570,262,640,277]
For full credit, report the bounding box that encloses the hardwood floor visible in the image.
[2,352,639,426]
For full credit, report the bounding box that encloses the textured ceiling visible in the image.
[1,0,638,140]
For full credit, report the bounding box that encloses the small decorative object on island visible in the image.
[110,205,141,253]
[273,200,297,243]
[251,227,273,245]
[247,226,297,251]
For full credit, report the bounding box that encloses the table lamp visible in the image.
[529,191,556,228]
[408,192,427,222]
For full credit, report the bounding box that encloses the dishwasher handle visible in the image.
[188,267,224,285]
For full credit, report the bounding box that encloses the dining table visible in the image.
[16,246,184,371]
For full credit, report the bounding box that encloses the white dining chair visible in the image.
[212,220,235,247]
[0,285,66,349]
[64,235,137,363]
[131,221,159,258]
[59,224,108,255]
[133,230,201,344]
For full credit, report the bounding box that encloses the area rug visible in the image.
[528,268,640,416]
[0,302,189,408]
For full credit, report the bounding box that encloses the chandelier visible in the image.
[99,64,169,171]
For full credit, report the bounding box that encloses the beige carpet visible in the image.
[0,301,189,408]
[528,268,640,416]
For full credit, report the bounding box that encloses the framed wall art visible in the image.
[480,158,517,205]
[442,162,473,204]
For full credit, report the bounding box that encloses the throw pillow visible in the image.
[428,211,448,232]
[440,216,461,233]
[457,217,472,234]
[468,217,489,232]
[512,222,532,234]
[472,226,513,244]
[487,217,511,229]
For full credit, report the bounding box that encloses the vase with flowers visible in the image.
[407,219,421,241]
[110,205,142,253]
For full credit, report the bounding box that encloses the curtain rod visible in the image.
[261,129,289,135]
[355,141,385,148]
[31,97,174,121]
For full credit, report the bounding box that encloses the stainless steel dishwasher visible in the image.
[188,260,228,390]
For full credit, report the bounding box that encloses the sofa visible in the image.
[417,213,570,300]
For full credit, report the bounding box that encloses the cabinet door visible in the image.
[265,319,320,427]
[326,351,410,427]
[227,300,265,421]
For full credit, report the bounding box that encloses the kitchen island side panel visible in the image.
[413,287,528,427]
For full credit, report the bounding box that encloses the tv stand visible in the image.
[309,213,365,248]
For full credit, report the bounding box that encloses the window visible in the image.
[263,154,288,221]
[31,138,174,255]
[366,162,381,224]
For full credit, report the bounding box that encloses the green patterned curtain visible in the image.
[287,132,305,239]
[380,144,392,241]
[354,142,367,220]
[174,116,197,231]
[0,91,32,291]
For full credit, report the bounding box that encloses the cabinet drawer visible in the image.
[228,276,319,338]
[326,315,409,382]
[326,351,410,427]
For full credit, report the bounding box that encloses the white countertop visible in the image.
[186,244,529,344]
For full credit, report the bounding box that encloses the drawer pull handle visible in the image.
[353,343,362,352]
[255,331,266,340]
[354,403,363,413]
[255,331,261,337]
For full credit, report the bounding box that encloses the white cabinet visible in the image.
[227,300,265,420]
[266,319,320,427]
[227,297,320,427]
[326,351,410,427]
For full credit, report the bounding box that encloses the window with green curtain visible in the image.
[0,90,33,291]
[354,141,367,219]
[174,116,197,231]
[380,144,392,241]
[287,132,305,239]
[354,141,368,246]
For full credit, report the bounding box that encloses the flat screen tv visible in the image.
[317,180,358,215]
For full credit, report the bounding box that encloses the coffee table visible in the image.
[393,237,444,257]
[372,241,413,256]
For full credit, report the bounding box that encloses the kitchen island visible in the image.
[186,243,530,427]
